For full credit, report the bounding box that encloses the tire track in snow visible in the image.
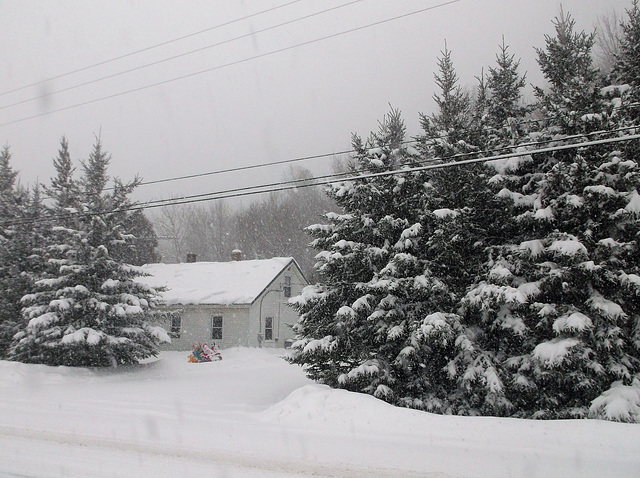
[0,425,456,478]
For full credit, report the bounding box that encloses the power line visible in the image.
[0,0,461,128]
[135,130,640,209]
[138,148,356,188]
[133,123,639,190]
[0,0,362,111]
[4,115,634,222]
[142,169,353,207]
[0,0,305,98]
[105,132,640,212]
[5,99,633,196]
[46,123,640,213]
[3,130,639,228]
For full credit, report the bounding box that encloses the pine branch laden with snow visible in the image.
[464,147,640,417]
[589,376,640,423]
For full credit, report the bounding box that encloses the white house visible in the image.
[138,257,308,350]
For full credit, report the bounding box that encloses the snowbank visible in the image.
[1,348,639,477]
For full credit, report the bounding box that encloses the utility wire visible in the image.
[142,169,353,207]
[0,0,460,128]
[0,0,362,111]
[138,148,357,188]
[105,132,640,211]
[133,123,638,190]
[3,130,639,228]
[0,0,304,98]
[130,132,640,213]
[133,127,640,208]
[45,123,640,210]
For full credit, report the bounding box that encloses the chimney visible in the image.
[186,253,197,263]
[231,249,243,261]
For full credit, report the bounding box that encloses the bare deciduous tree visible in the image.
[152,204,189,263]
[183,201,233,262]
[234,166,338,280]
[594,9,622,74]
[150,168,339,277]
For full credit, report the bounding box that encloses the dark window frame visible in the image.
[265,316,273,341]
[211,315,223,340]
[170,314,182,338]
[283,276,292,298]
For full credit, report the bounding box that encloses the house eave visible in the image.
[160,302,252,308]
[250,258,303,306]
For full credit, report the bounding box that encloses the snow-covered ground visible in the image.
[1,348,638,478]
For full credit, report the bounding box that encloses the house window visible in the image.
[283,276,292,298]
[265,317,273,341]
[170,314,181,338]
[211,316,223,340]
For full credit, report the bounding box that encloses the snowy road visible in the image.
[1,348,639,477]
[0,425,445,478]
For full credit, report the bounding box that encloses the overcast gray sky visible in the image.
[0,0,631,207]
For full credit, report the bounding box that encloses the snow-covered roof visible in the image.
[138,257,298,306]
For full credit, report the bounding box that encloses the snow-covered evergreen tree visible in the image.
[44,136,79,210]
[613,0,640,138]
[288,51,510,414]
[472,69,490,148]
[0,145,30,357]
[486,39,528,145]
[463,11,640,419]
[534,10,602,134]
[0,146,18,204]
[10,138,169,367]
[412,46,521,414]
[288,8,640,422]
[287,109,446,404]
[3,187,50,356]
[615,0,640,92]
[420,44,473,152]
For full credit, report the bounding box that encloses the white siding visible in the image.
[154,306,251,350]
[250,263,307,349]
[212,307,251,349]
